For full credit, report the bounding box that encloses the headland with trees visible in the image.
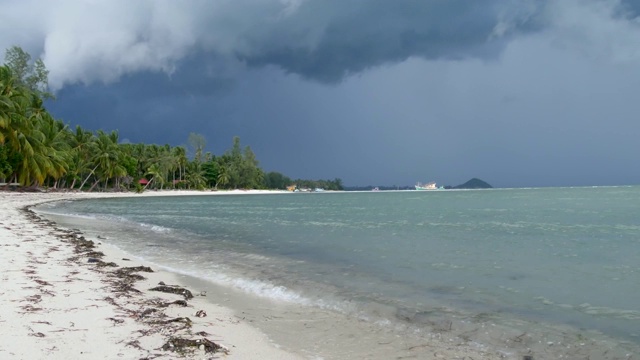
[0,46,343,192]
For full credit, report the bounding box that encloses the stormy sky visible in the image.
[2,0,640,188]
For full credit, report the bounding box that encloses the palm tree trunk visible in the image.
[79,165,99,190]
[143,177,154,190]
[89,180,100,192]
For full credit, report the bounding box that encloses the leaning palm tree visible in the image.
[88,130,122,190]
[144,163,165,190]
[68,126,96,189]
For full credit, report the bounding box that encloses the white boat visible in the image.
[415,182,437,190]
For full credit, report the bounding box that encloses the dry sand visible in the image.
[1,190,631,360]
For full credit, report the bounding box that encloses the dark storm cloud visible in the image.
[4,0,640,187]
[620,0,640,15]
[1,0,544,89]
[240,0,543,82]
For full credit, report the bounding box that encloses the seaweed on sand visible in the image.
[84,251,105,258]
[19,206,231,356]
[114,266,154,275]
[149,285,194,300]
[72,237,96,253]
[157,299,189,308]
[139,308,165,319]
[94,260,118,267]
[146,317,193,332]
[112,266,153,282]
[149,317,192,326]
[161,337,228,355]
[113,283,142,297]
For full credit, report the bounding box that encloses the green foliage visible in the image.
[4,46,52,99]
[263,171,292,190]
[290,178,344,191]
[185,161,206,189]
[211,137,266,189]
[0,144,21,178]
[119,154,138,180]
[4,46,30,86]
[202,159,219,188]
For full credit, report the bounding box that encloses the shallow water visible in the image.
[37,187,640,356]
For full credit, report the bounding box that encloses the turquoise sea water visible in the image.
[38,187,640,354]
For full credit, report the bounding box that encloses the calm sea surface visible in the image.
[37,187,640,352]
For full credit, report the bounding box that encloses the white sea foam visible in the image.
[138,222,173,233]
[34,209,98,220]
[145,262,318,306]
[138,257,357,316]
[229,278,310,304]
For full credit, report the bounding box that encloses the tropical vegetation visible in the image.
[0,46,343,192]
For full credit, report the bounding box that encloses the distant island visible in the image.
[445,178,493,190]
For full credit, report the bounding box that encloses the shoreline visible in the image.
[2,190,638,359]
[1,190,501,359]
[0,190,303,359]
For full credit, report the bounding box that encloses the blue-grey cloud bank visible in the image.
[2,0,640,187]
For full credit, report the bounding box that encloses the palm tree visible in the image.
[0,66,23,183]
[13,94,56,186]
[0,66,18,144]
[0,66,71,187]
[172,145,187,184]
[68,126,95,189]
[185,161,206,189]
[216,164,230,189]
[2,62,274,191]
[38,114,71,187]
[0,66,31,151]
[89,130,124,190]
[144,163,166,190]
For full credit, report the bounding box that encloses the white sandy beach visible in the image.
[0,190,305,359]
[2,189,622,360]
